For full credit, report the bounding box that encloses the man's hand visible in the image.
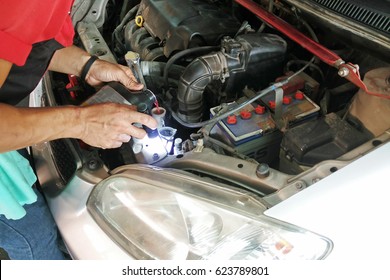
[78,103,157,149]
[85,59,143,91]
[49,45,143,91]
[0,103,157,153]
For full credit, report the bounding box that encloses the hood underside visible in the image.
[285,0,390,60]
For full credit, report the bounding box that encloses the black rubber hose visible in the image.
[176,52,227,123]
[112,4,139,56]
[168,59,312,128]
[140,61,185,93]
[163,46,219,88]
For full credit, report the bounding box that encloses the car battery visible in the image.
[259,88,320,127]
[210,101,283,164]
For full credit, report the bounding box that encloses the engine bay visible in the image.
[39,0,390,205]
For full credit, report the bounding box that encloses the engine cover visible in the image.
[137,0,241,57]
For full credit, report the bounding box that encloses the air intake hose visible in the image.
[177,34,287,123]
[177,51,230,123]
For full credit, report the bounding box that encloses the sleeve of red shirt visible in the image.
[0,30,32,66]
[0,1,75,66]
[55,15,76,50]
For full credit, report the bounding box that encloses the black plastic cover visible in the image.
[281,113,372,166]
[223,33,287,94]
[137,0,241,57]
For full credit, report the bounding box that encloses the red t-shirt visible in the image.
[0,0,75,66]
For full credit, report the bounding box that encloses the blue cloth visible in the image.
[0,150,37,220]
[0,187,66,259]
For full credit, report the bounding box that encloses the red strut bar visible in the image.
[234,0,388,98]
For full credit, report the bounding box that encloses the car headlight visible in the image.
[87,165,332,260]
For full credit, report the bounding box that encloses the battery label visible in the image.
[210,102,276,145]
[260,90,320,125]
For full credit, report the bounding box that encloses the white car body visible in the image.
[266,141,390,259]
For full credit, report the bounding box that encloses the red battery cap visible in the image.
[268,100,276,109]
[227,115,237,124]
[255,105,266,114]
[283,96,293,105]
[295,91,304,100]
[240,110,252,119]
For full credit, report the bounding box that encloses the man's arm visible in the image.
[0,59,12,88]
[48,45,143,90]
[0,45,156,153]
[47,45,91,77]
[0,103,82,152]
[0,102,157,153]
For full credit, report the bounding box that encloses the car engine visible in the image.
[34,0,390,205]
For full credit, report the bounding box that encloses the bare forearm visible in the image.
[0,103,83,153]
[0,59,13,88]
[1,45,155,153]
[0,102,157,152]
[48,45,91,76]
[48,45,143,90]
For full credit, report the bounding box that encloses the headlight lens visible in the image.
[87,165,332,260]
